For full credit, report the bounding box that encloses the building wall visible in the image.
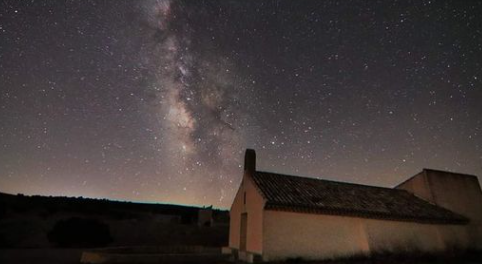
[262,211,369,261]
[364,218,468,252]
[262,210,469,262]
[396,169,482,248]
[229,172,265,254]
[396,171,434,202]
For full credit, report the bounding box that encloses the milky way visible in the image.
[0,0,481,207]
[140,0,251,203]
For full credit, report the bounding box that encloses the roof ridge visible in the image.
[423,168,478,178]
[255,170,406,192]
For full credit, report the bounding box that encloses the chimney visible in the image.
[244,149,256,174]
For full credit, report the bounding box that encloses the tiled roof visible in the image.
[251,171,468,224]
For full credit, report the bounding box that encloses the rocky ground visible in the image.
[0,248,84,264]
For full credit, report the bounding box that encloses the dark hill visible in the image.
[0,192,229,248]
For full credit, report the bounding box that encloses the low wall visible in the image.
[80,246,228,264]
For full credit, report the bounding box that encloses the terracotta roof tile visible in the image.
[251,171,468,225]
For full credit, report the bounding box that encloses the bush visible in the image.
[0,232,12,248]
[48,217,112,247]
[0,202,6,218]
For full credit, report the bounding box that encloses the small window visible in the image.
[243,192,247,204]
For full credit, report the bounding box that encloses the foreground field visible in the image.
[1,249,482,264]
[0,248,84,264]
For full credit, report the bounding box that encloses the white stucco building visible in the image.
[228,149,482,262]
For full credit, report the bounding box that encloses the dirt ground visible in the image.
[1,249,482,264]
[0,248,85,264]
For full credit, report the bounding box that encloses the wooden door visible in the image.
[240,213,248,251]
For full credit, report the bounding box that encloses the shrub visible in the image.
[0,233,12,248]
[0,202,6,218]
[47,217,112,247]
[286,257,305,263]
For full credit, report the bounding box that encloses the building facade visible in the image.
[228,149,482,262]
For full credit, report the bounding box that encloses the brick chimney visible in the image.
[244,149,256,175]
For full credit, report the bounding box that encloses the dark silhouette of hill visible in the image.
[0,192,229,248]
[0,192,228,221]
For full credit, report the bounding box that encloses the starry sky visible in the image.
[1,0,481,208]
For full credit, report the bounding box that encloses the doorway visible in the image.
[240,213,248,251]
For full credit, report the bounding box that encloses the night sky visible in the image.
[1,0,481,208]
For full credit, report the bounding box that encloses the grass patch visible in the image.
[269,248,482,264]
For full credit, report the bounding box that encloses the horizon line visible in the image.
[0,190,229,210]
